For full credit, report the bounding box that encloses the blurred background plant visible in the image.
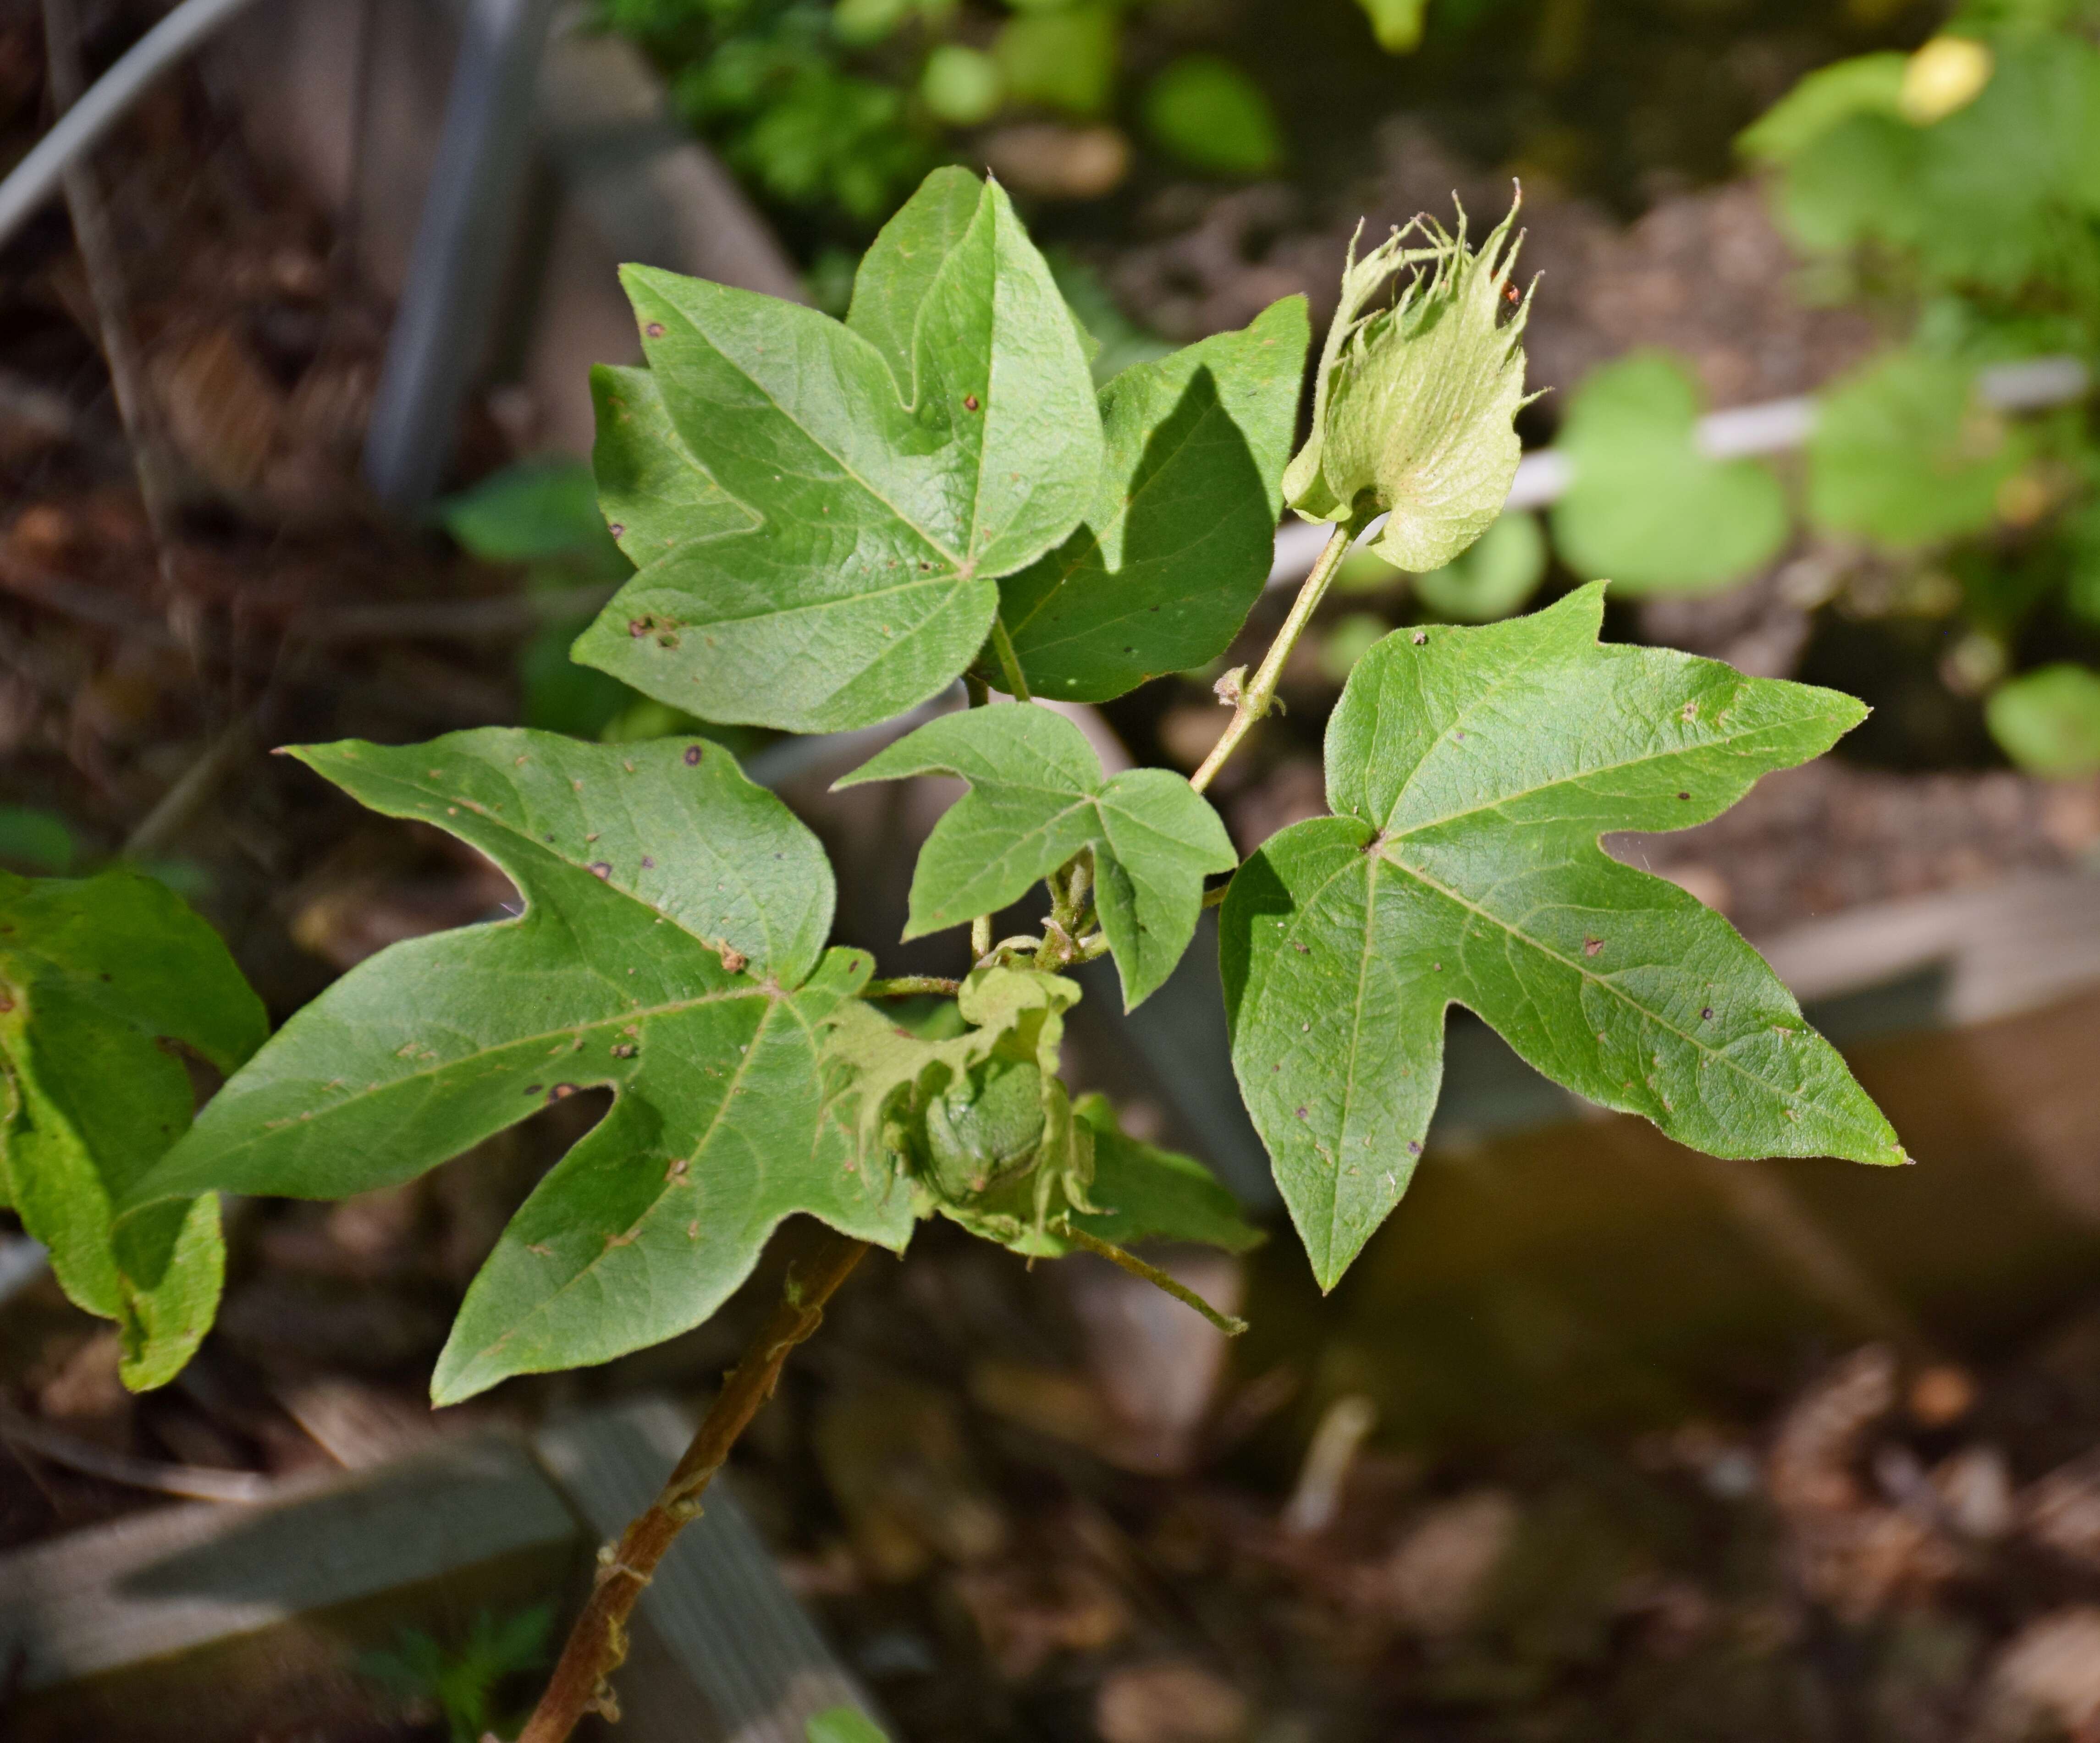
[1318,0,2100,779]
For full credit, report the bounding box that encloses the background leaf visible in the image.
[1412,510,1548,621]
[1551,352,1791,594]
[0,869,265,1388]
[1807,350,2028,548]
[574,172,1102,733]
[1736,52,1907,165]
[130,731,913,1402]
[1221,585,1902,1289]
[998,297,1310,702]
[1987,664,2100,775]
[1143,56,1284,176]
[838,705,1235,1008]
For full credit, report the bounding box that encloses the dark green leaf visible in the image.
[440,460,628,575]
[838,705,1236,1008]
[1221,585,1902,1288]
[1144,56,1284,176]
[998,298,1310,702]
[1069,1094,1263,1253]
[129,731,913,1402]
[573,172,1103,734]
[0,869,265,1387]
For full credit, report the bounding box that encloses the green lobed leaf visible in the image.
[1284,199,1532,572]
[573,170,1103,734]
[589,365,759,571]
[997,297,1311,702]
[128,730,914,1404]
[837,705,1236,1009]
[1806,350,2028,549]
[1550,352,1791,595]
[0,869,265,1388]
[1220,585,1903,1289]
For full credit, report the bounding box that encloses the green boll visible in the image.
[1282,195,1535,574]
[922,1056,1048,1201]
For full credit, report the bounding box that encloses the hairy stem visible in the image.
[1190,522,1357,796]
[864,974,962,998]
[516,1231,870,1743]
[988,616,1032,702]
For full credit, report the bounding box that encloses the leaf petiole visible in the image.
[1191,521,1358,795]
[1054,1222,1249,1336]
[862,976,963,998]
[988,616,1032,701]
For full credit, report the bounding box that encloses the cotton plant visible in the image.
[0,168,1904,1741]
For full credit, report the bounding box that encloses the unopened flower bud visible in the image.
[1283,194,1534,573]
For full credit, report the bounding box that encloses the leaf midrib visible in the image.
[1378,845,1799,1108]
[465,992,790,1368]
[665,303,967,573]
[202,983,770,1166]
[1381,709,1832,844]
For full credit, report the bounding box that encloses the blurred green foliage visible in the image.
[1143,55,1284,176]
[1739,3,2100,775]
[595,0,1428,232]
[360,1605,552,1743]
[1550,353,1790,595]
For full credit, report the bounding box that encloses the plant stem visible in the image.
[1189,522,1357,796]
[515,1230,871,1743]
[863,974,961,998]
[988,616,1032,701]
[1055,1223,1249,1336]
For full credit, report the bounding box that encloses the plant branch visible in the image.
[1190,521,1357,796]
[863,975,961,998]
[988,616,1031,701]
[1055,1223,1248,1336]
[516,1229,871,1743]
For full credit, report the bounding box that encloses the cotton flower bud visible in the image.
[1282,194,1534,573]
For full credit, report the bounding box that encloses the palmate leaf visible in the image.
[837,705,1236,1009]
[0,869,265,1388]
[573,169,1103,734]
[997,297,1310,703]
[1221,585,1903,1289]
[128,730,915,1404]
